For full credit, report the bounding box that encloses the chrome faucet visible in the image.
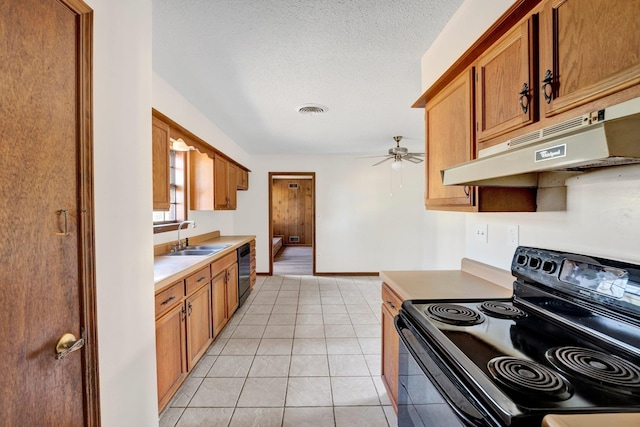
[174,220,196,252]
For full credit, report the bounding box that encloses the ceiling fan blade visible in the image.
[406,152,425,156]
[372,157,393,166]
[358,154,391,159]
[405,156,424,164]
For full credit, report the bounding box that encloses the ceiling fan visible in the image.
[365,136,425,168]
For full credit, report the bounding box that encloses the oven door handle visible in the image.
[395,313,496,427]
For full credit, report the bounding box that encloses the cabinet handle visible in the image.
[187,302,193,315]
[161,295,176,306]
[196,276,206,283]
[541,70,553,104]
[386,300,396,310]
[463,186,470,198]
[181,306,186,321]
[518,83,529,114]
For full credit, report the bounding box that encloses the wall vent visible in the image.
[289,236,300,243]
[288,183,298,189]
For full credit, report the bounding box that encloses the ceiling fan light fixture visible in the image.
[391,157,404,170]
[297,103,328,115]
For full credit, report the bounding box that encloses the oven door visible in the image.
[395,312,498,427]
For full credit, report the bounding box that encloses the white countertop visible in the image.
[154,235,255,292]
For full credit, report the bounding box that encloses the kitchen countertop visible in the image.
[380,259,640,427]
[154,235,255,293]
[380,258,514,301]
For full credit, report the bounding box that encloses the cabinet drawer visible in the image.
[211,251,237,274]
[381,283,402,317]
[155,281,185,318]
[185,265,212,295]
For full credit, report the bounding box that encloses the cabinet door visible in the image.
[152,117,171,211]
[226,263,239,316]
[425,70,475,210]
[476,17,536,142]
[381,302,399,412]
[190,150,214,210]
[540,0,640,117]
[156,303,187,411]
[214,155,230,209]
[211,271,228,337]
[227,163,237,209]
[237,169,249,190]
[185,284,213,370]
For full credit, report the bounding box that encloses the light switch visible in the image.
[507,225,519,246]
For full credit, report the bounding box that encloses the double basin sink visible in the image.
[168,244,232,257]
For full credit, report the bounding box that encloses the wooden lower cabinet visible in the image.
[155,302,187,411]
[212,270,229,336]
[211,251,239,337]
[381,282,402,412]
[250,239,256,288]
[185,283,213,370]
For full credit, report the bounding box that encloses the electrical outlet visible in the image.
[507,225,519,246]
[475,223,488,243]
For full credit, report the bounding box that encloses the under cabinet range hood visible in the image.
[442,98,640,187]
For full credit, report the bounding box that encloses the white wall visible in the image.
[235,155,429,273]
[90,1,159,426]
[466,166,640,270]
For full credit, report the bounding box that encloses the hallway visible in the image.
[159,274,395,427]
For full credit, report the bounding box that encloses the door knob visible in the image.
[55,333,85,360]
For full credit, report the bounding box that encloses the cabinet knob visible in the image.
[518,83,529,114]
[541,70,553,104]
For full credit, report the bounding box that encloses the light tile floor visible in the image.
[160,275,397,427]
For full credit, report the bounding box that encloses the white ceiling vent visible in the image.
[297,104,328,115]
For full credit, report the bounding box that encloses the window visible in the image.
[153,150,187,233]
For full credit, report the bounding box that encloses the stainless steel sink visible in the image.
[190,244,232,251]
[167,249,216,256]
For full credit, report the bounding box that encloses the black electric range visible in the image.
[395,246,640,427]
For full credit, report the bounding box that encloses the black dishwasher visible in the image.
[237,243,251,307]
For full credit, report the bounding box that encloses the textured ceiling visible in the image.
[152,0,463,156]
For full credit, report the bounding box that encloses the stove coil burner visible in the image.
[488,356,572,401]
[478,301,527,319]
[425,303,484,326]
[546,347,640,396]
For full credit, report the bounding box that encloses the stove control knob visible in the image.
[516,254,528,265]
[542,261,557,274]
[528,257,541,269]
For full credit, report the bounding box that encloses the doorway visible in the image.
[269,172,316,275]
[0,1,99,425]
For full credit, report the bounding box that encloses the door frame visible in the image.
[69,1,101,424]
[268,172,316,275]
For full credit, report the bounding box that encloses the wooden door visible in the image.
[155,303,187,411]
[540,0,640,117]
[186,284,213,370]
[152,117,171,211]
[211,271,228,336]
[425,69,476,211]
[226,264,239,316]
[476,17,537,142]
[0,0,98,425]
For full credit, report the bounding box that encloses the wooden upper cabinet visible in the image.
[476,16,537,142]
[237,168,249,191]
[189,150,214,210]
[152,117,171,211]
[425,69,537,212]
[425,70,476,210]
[214,154,237,210]
[539,0,640,117]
